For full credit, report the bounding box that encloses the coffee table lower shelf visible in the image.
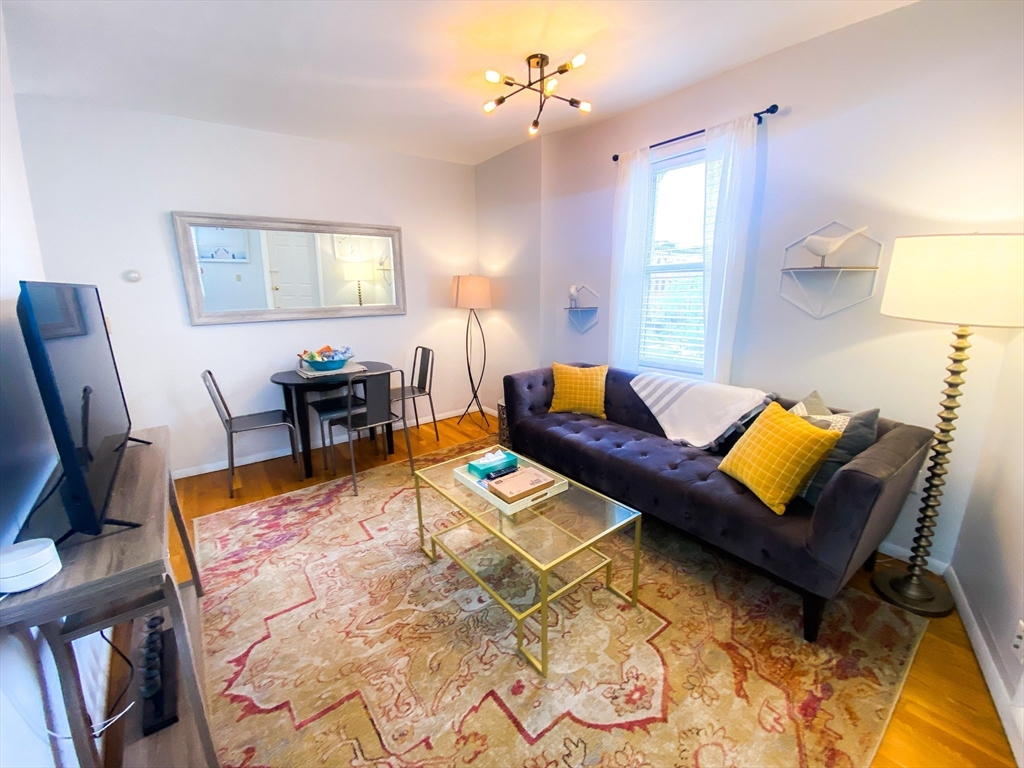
[423,513,641,678]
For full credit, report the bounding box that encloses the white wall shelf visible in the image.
[779,222,882,319]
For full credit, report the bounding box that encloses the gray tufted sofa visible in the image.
[503,365,933,641]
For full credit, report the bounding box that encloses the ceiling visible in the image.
[3,0,913,165]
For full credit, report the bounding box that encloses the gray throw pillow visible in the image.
[789,392,879,505]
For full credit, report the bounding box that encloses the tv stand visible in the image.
[1,427,218,768]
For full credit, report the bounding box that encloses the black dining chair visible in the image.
[310,369,414,495]
[390,346,439,441]
[202,370,300,497]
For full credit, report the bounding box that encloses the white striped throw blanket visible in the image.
[630,373,769,449]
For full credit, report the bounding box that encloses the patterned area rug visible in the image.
[195,439,926,768]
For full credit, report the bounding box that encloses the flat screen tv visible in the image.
[17,281,132,536]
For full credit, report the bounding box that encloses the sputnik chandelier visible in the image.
[482,52,591,135]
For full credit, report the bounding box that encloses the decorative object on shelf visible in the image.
[565,284,599,332]
[481,52,591,136]
[297,345,354,371]
[801,226,868,265]
[342,259,375,305]
[780,222,881,318]
[871,233,1023,617]
[452,274,492,427]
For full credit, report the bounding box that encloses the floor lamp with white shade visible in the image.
[872,233,1024,616]
[452,274,492,427]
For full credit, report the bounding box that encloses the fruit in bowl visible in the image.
[298,345,354,371]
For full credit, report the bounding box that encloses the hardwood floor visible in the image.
[170,415,1016,767]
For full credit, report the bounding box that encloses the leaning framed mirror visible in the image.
[172,212,407,325]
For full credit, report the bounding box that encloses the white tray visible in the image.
[453,463,569,516]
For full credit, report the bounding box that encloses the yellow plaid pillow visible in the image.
[549,363,607,419]
[718,402,841,515]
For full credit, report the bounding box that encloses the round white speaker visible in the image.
[0,539,62,593]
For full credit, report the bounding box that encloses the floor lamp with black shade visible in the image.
[452,274,492,427]
[872,233,1023,616]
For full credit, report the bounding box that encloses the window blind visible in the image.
[637,152,711,374]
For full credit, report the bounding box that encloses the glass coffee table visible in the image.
[414,446,642,677]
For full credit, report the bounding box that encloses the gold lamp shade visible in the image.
[451,275,492,309]
[881,234,1024,328]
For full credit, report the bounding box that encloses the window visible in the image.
[638,146,715,374]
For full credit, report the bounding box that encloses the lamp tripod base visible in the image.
[871,566,955,617]
[458,308,490,429]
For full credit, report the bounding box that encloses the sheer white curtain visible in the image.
[702,115,758,383]
[608,148,651,370]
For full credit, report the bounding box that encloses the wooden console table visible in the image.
[0,426,219,768]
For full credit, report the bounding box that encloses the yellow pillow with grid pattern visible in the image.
[718,402,842,515]
[549,363,608,419]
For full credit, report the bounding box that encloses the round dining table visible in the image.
[271,360,394,478]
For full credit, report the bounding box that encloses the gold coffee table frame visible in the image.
[414,447,641,677]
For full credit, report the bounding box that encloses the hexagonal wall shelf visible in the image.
[779,222,881,318]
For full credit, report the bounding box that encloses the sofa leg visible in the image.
[803,593,827,642]
[863,550,878,573]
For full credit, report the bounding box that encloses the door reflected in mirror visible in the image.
[174,213,405,325]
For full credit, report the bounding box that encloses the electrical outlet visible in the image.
[1013,619,1024,666]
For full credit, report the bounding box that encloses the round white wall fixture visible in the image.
[0,538,62,593]
[123,270,142,283]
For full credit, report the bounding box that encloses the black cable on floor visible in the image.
[100,628,134,718]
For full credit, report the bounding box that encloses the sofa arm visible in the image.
[807,423,933,594]
[503,368,555,432]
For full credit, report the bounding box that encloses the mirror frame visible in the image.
[172,211,407,325]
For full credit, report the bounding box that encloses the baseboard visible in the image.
[877,541,949,575]
[946,566,1024,767]
[172,406,499,479]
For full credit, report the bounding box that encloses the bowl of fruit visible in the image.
[298,345,354,371]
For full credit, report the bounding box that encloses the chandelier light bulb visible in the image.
[483,95,506,113]
[578,100,592,114]
[571,53,587,69]
[485,70,502,84]
[544,78,559,95]
[529,120,540,136]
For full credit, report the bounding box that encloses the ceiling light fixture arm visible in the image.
[481,51,590,134]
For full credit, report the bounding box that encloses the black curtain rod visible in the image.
[612,104,778,162]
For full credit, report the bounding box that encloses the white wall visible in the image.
[0,12,108,767]
[475,140,544,408]
[0,7,52,545]
[951,331,1024,764]
[534,0,1024,569]
[15,97,478,475]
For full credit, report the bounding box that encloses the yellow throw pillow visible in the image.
[718,402,841,515]
[549,363,608,419]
